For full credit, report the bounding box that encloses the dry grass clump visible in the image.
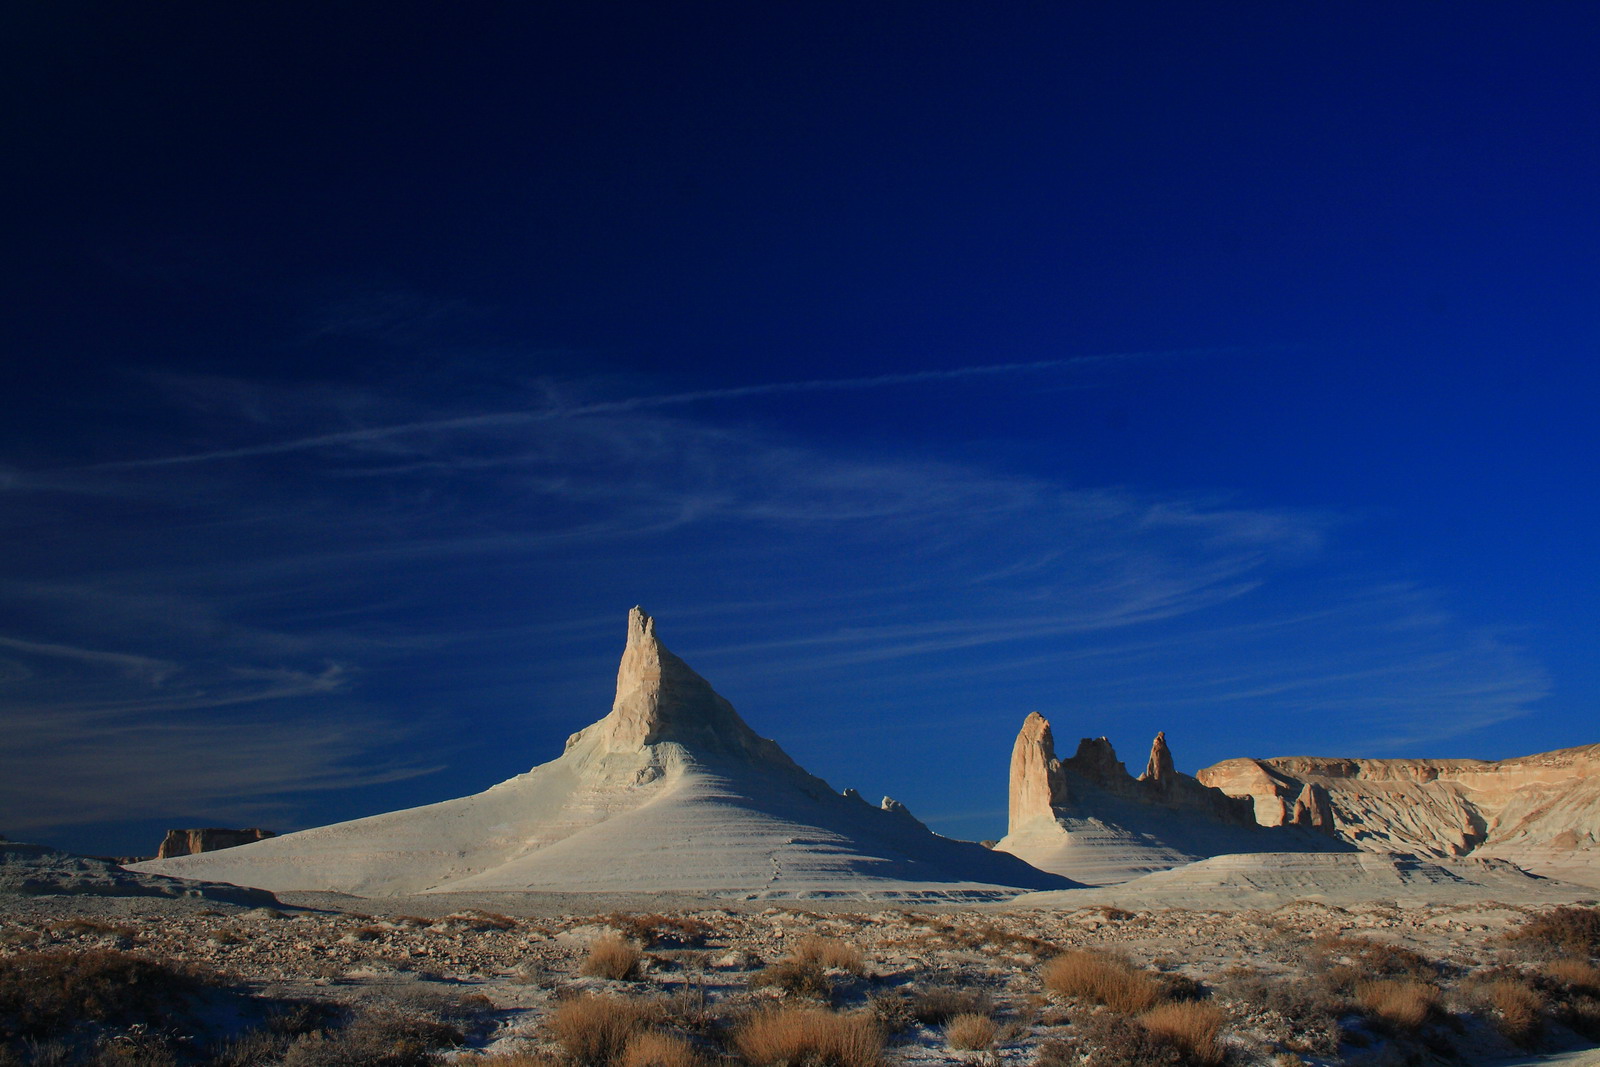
[1469,977,1545,1047]
[1310,935,1437,989]
[750,937,864,1001]
[1139,1001,1227,1066]
[1042,950,1165,1015]
[944,1012,999,1051]
[1507,906,1600,960]
[605,913,713,948]
[735,1006,883,1067]
[279,1007,463,1067]
[1354,978,1439,1033]
[790,936,867,975]
[909,985,993,1025]
[1543,958,1600,994]
[546,994,658,1067]
[750,958,832,1000]
[619,1030,708,1067]
[582,934,645,981]
[473,1052,564,1067]
[0,949,221,1041]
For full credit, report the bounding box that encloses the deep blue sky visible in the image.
[3,3,1596,856]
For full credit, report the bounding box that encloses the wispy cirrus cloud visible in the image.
[65,348,1230,473]
[0,365,1550,848]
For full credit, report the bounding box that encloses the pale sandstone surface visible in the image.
[1199,746,1600,887]
[131,609,1061,899]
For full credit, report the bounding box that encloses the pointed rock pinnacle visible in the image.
[1139,731,1176,786]
[582,607,791,764]
[1009,712,1064,833]
[1290,782,1335,832]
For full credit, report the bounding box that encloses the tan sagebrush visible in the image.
[1355,978,1439,1032]
[619,1030,707,1067]
[581,934,644,980]
[943,1012,999,1051]
[735,1006,884,1067]
[1041,950,1165,1014]
[546,993,655,1066]
[1139,1001,1227,1066]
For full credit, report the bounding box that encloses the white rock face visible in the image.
[995,713,1333,886]
[131,608,1066,900]
[1198,746,1600,888]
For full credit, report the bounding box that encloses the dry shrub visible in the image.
[750,958,832,1000]
[474,1052,564,1067]
[944,1013,998,1051]
[1355,978,1438,1033]
[280,1008,462,1067]
[605,914,713,949]
[442,910,519,932]
[1310,936,1436,985]
[1473,978,1545,1048]
[735,1006,883,1067]
[48,918,134,939]
[0,949,221,1040]
[1139,1001,1226,1066]
[1543,958,1600,995]
[620,1030,707,1067]
[1049,1012,1182,1067]
[910,986,993,1025]
[1042,951,1165,1015]
[1213,968,1342,1055]
[582,935,644,981]
[547,993,657,1067]
[1507,906,1600,959]
[791,936,866,975]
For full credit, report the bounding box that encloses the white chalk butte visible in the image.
[132,608,1068,899]
[995,712,1341,886]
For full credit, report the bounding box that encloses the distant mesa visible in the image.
[131,608,1069,900]
[1199,746,1600,889]
[995,712,1342,886]
[156,828,276,859]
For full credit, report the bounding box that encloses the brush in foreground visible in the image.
[1041,950,1165,1014]
[1138,1001,1227,1066]
[944,1012,999,1051]
[581,934,644,980]
[735,1006,884,1067]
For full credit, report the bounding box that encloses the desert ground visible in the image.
[4,875,1600,1067]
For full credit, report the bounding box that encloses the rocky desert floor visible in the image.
[4,885,1600,1067]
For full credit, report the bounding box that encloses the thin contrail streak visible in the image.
[76,347,1227,471]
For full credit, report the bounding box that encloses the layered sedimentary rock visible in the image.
[997,712,1337,885]
[1010,851,1595,912]
[133,609,1066,899]
[1198,746,1600,887]
[156,828,276,859]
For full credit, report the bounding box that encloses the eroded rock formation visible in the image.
[156,828,276,859]
[997,712,1326,885]
[1198,745,1600,887]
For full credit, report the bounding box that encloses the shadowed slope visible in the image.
[132,609,1066,899]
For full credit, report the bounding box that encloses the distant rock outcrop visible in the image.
[156,828,276,859]
[0,838,277,905]
[1198,745,1600,888]
[997,712,1338,885]
[132,608,1068,899]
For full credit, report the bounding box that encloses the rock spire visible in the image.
[570,607,796,767]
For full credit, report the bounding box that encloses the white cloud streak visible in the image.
[69,348,1229,472]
